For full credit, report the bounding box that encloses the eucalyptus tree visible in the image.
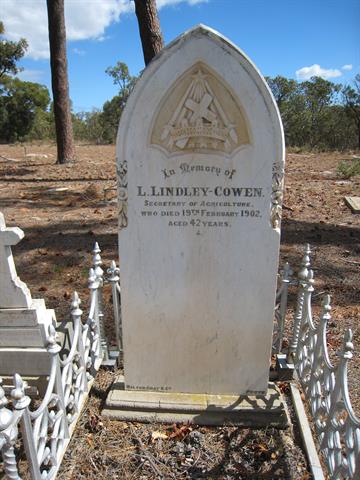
[134,0,164,66]
[46,0,75,163]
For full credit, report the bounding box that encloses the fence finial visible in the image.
[92,242,103,280]
[322,294,331,314]
[46,324,61,354]
[88,267,97,290]
[282,261,293,282]
[0,379,12,428]
[298,244,312,281]
[71,291,83,317]
[342,329,354,359]
[11,374,30,410]
[107,260,120,282]
[305,268,315,290]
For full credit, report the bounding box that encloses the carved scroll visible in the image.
[117,160,128,229]
[271,162,284,230]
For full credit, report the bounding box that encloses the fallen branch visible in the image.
[343,259,360,265]
[0,154,21,162]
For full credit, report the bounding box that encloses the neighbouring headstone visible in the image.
[0,212,56,379]
[105,26,286,424]
[0,212,32,308]
[345,196,360,213]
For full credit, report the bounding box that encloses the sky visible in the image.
[2,0,359,112]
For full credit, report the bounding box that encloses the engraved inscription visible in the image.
[151,63,251,156]
[134,165,264,233]
[126,385,172,392]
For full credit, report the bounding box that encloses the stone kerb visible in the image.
[0,212,56,379]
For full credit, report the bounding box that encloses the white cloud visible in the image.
[1,0,208,60]
[342,64,353,71]
[72,48,86,56]
[296,64,342,81]
[157,0,207,5]
[16,68,45,82]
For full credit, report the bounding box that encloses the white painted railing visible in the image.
[289,246,360,480]
[107,260,122,359]
[0,244,121,480]
[273,261,294,354]
[1,239,359,480]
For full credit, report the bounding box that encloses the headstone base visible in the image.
[103,376,288,427]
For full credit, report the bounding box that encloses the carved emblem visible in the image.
[271,162,284,230]
[151,64,250,155]
[117,159,128,229]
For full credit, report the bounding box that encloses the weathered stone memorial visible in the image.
[0,212,55,382]
[104,25,286,425]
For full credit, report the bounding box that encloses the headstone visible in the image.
[107,25,286,423]
[0,212,56,379]
[345,196,360,213]
[0,212,32,308]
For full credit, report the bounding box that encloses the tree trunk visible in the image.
[134,0,164,66]
[47,0,75,164]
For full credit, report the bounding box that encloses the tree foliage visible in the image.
[0,77,50,142]
[87,62,138,143]
[0,21,28,79]
[0,22,51,143]
[0,18,359,152]
[342,74,360,148]
[105,61,137,100]
[266,75,358,151]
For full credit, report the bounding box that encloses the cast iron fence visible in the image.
[1,243,359,479]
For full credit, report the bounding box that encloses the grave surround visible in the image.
[106,25,286,424]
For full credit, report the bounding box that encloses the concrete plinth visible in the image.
[103,376,288,427]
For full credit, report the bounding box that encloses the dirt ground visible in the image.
[0,144,359,479]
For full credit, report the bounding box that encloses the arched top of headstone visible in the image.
[117,24,284,166]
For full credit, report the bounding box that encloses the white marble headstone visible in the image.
[0,212,32,309]
[116,25,285,395]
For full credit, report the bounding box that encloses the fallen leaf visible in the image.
[86,434,94,448]
[151,431,168,441]
[168,423,192,440]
